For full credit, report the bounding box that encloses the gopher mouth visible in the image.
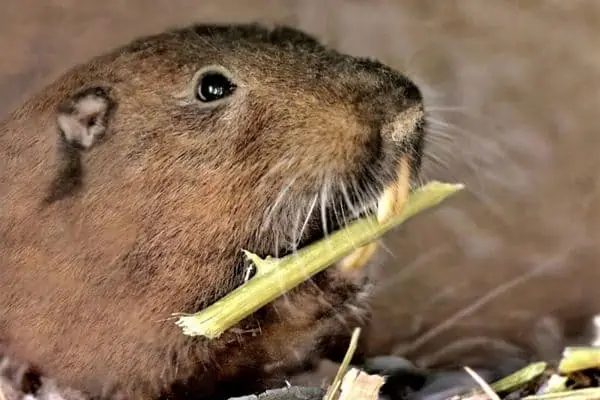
[279,158,412,259]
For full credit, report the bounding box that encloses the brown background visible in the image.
[3,0,600,370]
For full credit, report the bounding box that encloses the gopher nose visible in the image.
[380,76,425,142]
[401,77,423,104]
[384,102,425,143]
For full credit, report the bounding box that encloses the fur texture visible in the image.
[2,0,600,397]
[0,23,425,400]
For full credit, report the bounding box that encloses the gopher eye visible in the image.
[195,72,236,102]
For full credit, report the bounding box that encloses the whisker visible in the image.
[319,177,333,253]
[274,235,280,259]
[422,121,516,224]
[340,180,361,219]
[426,106,471,113]
[427,118,508,161]
[297,194,318,246]
[426,128,454,145]
[330,181,360,253]
[291,207,303,253]
[260,176,298,235]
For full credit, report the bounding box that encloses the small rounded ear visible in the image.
[43,86,116,204]
[56,86,116,150]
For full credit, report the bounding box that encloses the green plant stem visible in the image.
[524,388,600,400]
[489,362,548,393]
[323,327,361,400]
[558,347,600,374]
[175,181,464,339]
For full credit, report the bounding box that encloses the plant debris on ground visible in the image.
[227,346,600,400]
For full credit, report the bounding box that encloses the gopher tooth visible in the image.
[377,158,410,224]
[377,185,398,223]
[338,242,379,271]
[340,159,411,271]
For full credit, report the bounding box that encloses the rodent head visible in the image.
[41,23,425,307]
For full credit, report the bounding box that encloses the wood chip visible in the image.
[336,368,385,400]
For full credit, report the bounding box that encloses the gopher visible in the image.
[0,23,426,399]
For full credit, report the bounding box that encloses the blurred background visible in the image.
[3,0,600,383]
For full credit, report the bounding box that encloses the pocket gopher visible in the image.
[0,23,426,399]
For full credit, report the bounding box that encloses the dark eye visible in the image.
[196,72,236,102]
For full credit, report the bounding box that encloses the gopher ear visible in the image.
[56,86,115,150]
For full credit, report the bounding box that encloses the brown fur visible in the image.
[4,0,600,396]
[0,24,425,400]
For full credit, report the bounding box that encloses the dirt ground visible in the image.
[3,0,600,394]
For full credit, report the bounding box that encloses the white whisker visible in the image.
[297,194,318,246]
[319,177,333,252]
[291,208,303,253]
[340,180,361,219]
[260,176,298,235]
